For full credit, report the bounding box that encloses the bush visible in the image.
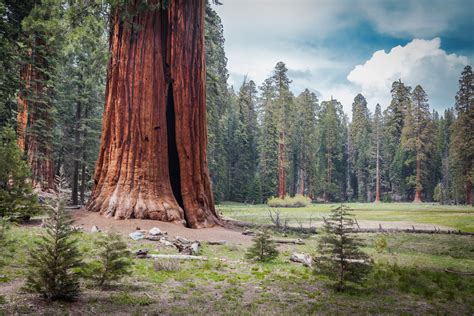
[245,229,279,262]
[267,194,311,208]
[314,204,372,291]
[0,126,41,220]
[82,232,132,287]
[25,177,82,301]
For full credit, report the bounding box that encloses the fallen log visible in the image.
[148,254,208,261]
[272,238,305,245]
[445,268,474,276]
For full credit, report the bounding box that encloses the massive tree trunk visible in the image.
[17,50,55,190]
[87,0,220,228]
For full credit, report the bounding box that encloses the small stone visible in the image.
[129,231,145,241]
[159,237,174,247]
[149,227,163,236]
[135,249,149,258]
[91,225,101,233]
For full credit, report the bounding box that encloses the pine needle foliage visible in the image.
[245,229,279,262]
[315,204,372,291]
[25,174,82,301]
[83,232,132,288]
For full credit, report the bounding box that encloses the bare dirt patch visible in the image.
[71,209,253,246]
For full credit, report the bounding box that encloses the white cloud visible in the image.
[347,38,469,111]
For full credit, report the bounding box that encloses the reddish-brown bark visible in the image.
[88,0,220,228]
[17,53,55,190]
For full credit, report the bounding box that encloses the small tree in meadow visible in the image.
[25,174,82,301]
[246,229,279,262]
[83,232,132,288]
[315,204,372,291]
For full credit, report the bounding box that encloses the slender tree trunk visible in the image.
[278,130,286,199]
[375,129,380,203]
[80,158,86,205]
[72,99,81,205]
[414,153,422,203]
[87,0,219,228]
[17,63,31,151]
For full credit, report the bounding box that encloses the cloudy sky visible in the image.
[214,0,474,116]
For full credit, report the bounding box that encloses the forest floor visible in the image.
[1,203,473,315]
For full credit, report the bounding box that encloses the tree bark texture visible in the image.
[87,0,220,228]
[17,51,55,190]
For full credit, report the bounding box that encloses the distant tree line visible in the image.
[205,5,473,205]
[0,1,472,206]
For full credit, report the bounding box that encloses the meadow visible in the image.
[1,202,473,315]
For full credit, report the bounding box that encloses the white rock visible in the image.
[149,227,163,236]
[159,237,174,247]
[190,242,200,255]
[91,225,101,233]
[129,231,145,241]
[290,253,313,267]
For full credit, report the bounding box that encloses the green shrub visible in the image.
[0,126,42,220]
[314,204,372,291]
[82,232,132,288]
[245,229,279,262]
[25,181,82,301]
[267,194,311,208]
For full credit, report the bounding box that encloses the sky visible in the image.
[214,0,474,117]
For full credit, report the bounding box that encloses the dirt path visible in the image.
[72,209,253,246]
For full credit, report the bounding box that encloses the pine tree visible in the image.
[316,99,347,201]
[55,1,108,205]
[245,229,279,262]
[315,205,372,291]
[25,177,82,301]
[450,65,473,205]
[290,89,319,197]
[17,0,64,190]
[259,78,279,201]
[383,80,411,200]
[0,1,34,127]
[0,126,40,220]
[400,85,433,202]
[83,232,132,288]
[350,94,372,202]
[232,79,260,202]
[271,62,294,199]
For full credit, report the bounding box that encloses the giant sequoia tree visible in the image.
[87,1,220,228]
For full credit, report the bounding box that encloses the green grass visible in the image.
[218,202,474,232]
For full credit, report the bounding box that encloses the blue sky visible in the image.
[214,0,474,116]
